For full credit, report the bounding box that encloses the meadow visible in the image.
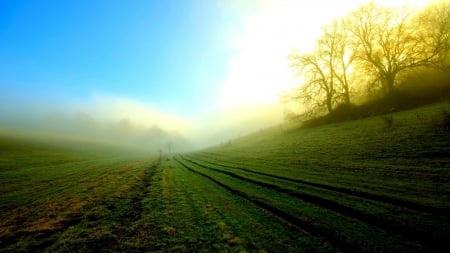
[1,102,449,252]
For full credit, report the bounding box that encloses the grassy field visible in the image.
[0,131,156,252]
[1,102,449,252]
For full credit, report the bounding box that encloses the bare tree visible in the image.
[321,19,355,105]
[288,19,354,116]
[289,51,336,114]
[285,1,450,120]
[415,0,450,71]
[347,2,449,94]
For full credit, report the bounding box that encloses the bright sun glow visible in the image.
[218,0,431,109]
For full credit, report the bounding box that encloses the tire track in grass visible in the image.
[133,160,329,253]
[185,154,450,217]
[168,162,250,252]
[174,158,355,253]
[180,155,447,252]
[172,159,335,253]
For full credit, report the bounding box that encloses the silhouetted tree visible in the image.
[347,2,449,94]
[289,51,336,114]
[289,19,354,115]
[321,19,355,105]
[285,1,450,121]
[414,0,450,71]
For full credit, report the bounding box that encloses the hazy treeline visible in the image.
[0,111,193,153]
[285,0,450,120]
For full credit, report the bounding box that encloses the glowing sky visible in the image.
[0,0,431,140]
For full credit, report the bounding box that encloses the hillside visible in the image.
[1,102,449,252]
[178,101,450,252]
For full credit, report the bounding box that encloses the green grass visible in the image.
[175,157,426,253]
[184,101,450,252]
[200,103,450,208]
[179,154,449,240]
[0,131,154,252]
[1,102,449,252]
[130,159,332,252]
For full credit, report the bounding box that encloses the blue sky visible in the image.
[0,0,247,116]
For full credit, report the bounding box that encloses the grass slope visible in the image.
[184,101,450,252]
[1,102,449,252]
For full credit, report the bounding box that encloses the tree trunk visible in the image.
[326,94,333,113]
[385,74,396,94]
[344,85,351,105]
[342,67,351,104]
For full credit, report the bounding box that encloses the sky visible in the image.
[0,0,431,148]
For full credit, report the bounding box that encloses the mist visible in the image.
[1,0,429,152]
[0,92,283,152]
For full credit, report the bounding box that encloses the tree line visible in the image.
[285,1,450,119]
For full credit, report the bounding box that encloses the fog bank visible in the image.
[0,93,283,151]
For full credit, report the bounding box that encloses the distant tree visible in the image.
[347,2,450,94]
[167,141,173,154]
[158,148,162,162]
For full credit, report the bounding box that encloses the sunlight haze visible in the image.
[219,0,430,107]
[0,0,432,148]
[2,1,449,251]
